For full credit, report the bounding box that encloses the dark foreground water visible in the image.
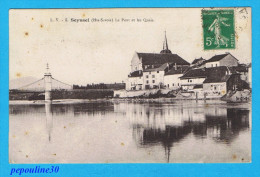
[9,99,251,163]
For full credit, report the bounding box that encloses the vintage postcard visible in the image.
[9,8,251,163]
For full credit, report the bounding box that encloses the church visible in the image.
[126,32,190,90]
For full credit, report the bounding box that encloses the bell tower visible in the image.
[160,31,172,54]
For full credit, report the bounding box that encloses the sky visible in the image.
[9,8,251,85]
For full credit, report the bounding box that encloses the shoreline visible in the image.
[9,97,251,105]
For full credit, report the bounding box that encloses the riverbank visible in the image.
[9,88,251,103]
[9,89,113,100]
[114,89,251,101]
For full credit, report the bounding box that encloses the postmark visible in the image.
[202,9,235,50]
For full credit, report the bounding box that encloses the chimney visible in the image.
[139,70,141,74]
[174,63,177,70]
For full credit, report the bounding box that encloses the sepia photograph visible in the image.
[9,8,251,163]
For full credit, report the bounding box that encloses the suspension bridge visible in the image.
[15,64,72,101]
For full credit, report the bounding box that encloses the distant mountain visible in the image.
[9,76,40,90]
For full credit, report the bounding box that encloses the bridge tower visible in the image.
[44,63,52,101]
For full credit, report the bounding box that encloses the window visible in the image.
[152,80,155,83]
[152,75,155,78]
[139,77,141,79]
[146,80,149,84]
[146,75,149,78]
[149,72,151,74]
[190,80,192,83]
[215,64,217,67]
[172,83,174,86]
[178,83,179,86]
[167,84,169,88]
[157,71,159,73]
[211,64,213,67]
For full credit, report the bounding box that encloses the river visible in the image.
[9,99,251,163]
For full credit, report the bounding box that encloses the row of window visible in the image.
[146,80,155,84]
[211,64,218,67]
[146,75,156,78]
[167,83,180,87]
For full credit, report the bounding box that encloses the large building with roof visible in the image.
[126,32,190,90]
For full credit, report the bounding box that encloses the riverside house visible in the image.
[180,66,245,97]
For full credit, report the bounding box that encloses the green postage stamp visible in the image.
[202,9,235,50]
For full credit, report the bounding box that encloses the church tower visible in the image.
[44,63,52,101]
[160,31,172,54]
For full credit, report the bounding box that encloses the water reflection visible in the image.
[45,102,53,142]
[114,102,250,162]
[9,100,250,163]
[10,102,114,115]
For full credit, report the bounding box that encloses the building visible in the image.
[126,32,190,90]
[180,67,208,91]
[143,63,169,89]
[127,70,143,90]
[203,73,241,96]
[164,65,189,90]
[204,53,239,68]
[180,66,245,96]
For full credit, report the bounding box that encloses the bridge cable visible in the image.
[51,77,72,87]
[17,77,44,90]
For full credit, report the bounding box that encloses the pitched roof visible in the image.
[165,66,190,75]
[128,70,143,77]
[137,53,190,66]
[203,75,231,83]
[180,66,236,82]
[180,68,208,79]
[207,53,229,63]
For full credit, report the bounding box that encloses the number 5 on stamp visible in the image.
[202,9,235,50]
